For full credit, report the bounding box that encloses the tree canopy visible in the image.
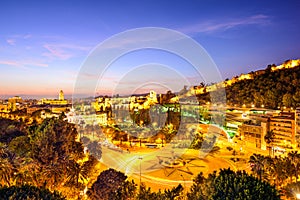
[0,185,65,200]
[0,118,99,199]
[188,168,280,200]
[197,63,300,109]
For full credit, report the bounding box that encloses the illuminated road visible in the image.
[100,145,236,190]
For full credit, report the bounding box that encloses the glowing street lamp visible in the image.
[296,193,300,199]
[180,174,186,189]
[138,156,143,188]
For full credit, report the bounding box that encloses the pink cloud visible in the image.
[42,43,92,60]
[24,61,48,67]
[43,44,73,60]
[6,34,32,45]
[0,59,48,68]
[6,39,16,45]
[0,60,21,67]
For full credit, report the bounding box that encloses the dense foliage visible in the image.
[249,152,300,185]
[0,118,99,199]
[87,168,185,200]
[87,168,130,200]
[137,183,184,200]
[0,118,285,199]
[187,168,280,200]
[87,168,280,200]
[0,118,25,144]
[196,63,300,109]
[0,185,65,200]
[226,64,300,108]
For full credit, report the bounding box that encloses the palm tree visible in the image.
[265,130,276,157]
[262,155,274,182]
[288,151,300,181]
[65,159,88,189]
[0,157,14,186]
[0,185,66,200]
[19,158,41,187]
[0,144,20,186]
[42,163,65,190]
[272,157,288,186]
[249,154,266,180]
[284,157,295,184]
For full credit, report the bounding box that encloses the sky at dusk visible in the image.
[0,0,300,98]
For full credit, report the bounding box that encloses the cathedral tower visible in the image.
[59,90,64,101]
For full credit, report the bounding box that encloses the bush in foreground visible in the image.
[0,185,65,200]
[187,168,280,200]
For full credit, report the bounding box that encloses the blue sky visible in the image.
[0,0,299,98]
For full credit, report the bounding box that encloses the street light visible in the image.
[180,174,186,189]
[296,193,300,199]
[138,156,143,188]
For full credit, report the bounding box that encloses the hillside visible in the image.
[197,60,300,109]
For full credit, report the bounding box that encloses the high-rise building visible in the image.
[269,112,295,148]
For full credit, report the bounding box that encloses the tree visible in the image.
[0,185,65,200]
[282,93,294,108]
[249,154,266,180]
[288,151,300,181]
[272,157,289,186]
[0,157,14,186]
[136,183,160,200]
[113,180,137,200]
[8,136,31,157]
[25,118,88,197]
[264,130,275,156]
[42,162,66,190]
[293,89,300,107]
[87,141,102,160]
[87,168,127,200]
[0,143,19,186]
[65,159,88,189]
[29,118,84,166]
[187,171,215,200]
[222,63,300,108]
[187,168,280,200]
[0,117,100,198]
[137,183,184,200]
[163,184,184,199]
[284,157,295,183]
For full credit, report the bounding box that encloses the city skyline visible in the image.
[1,0,300,98]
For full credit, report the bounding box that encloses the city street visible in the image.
[100,143,237,191]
